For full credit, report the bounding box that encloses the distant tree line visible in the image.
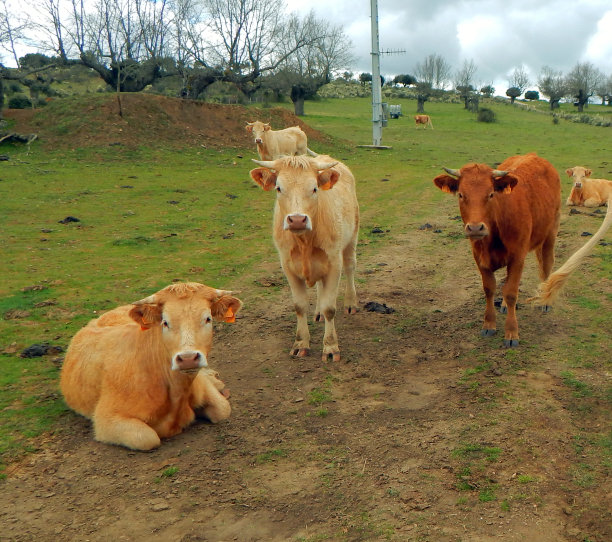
[0,0,352,116]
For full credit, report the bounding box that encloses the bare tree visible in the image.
[537,66,567,110]
[565,61,604,112]
[508,65,530,94]
[454,59,478,109]
[0,0,30,67]
[415,53,451,90]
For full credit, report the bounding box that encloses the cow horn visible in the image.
[316,161,338,171]
[251,159,277,169]
[443,167,460,177]
[215,289,239,297]
[306,148,318,157]
[132,294,157,305]
[492,170,509,177]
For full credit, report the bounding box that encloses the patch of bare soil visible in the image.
[3,93,331,151]
[1,224,609,542]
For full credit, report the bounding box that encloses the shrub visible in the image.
[477,108,496,123]
[7,94,32,109]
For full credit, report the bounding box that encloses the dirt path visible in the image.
[1,219,610,542]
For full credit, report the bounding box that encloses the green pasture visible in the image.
[0,96,610,476]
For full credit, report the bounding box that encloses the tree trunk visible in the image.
[416,98,425,113]
[293,97,305,116]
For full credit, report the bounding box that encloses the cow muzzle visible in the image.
[573,181,582,188]
[464,222,489,239]
[172,350,208,372]
[284,213,311,232]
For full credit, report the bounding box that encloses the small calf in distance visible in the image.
[245,121,308,160]
[414,115,434,129]
[565,166,612,207]
[60,283,242,450]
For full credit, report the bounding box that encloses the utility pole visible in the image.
[370,0,383,146]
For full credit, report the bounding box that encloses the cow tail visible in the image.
[531,193,612,306]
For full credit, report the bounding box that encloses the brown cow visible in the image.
[565,166,612,207]
[245,121,308,160]
[250,154,359,361]
[414,114,434,129]
[433,153,560,347]
[60,283,242,450]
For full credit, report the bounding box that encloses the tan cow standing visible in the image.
[414,114,434,129]
[60,283,242,450]
[245,121,308,160]
[250,155,359,361]
[565,166,612,207]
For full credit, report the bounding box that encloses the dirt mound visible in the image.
[3,93,331,151]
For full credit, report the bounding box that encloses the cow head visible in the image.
[566,166,591,189]
[129,283,242,373]
[433,163,519,240]
[250,156,339,234]
[245,121,271,145]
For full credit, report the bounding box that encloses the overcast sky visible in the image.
[287,0,612,92]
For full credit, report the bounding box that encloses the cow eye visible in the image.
[489,192,494,199]
[162,320,169,329]
[458,192,463,199]
[313,187,318,193]
[205,316,212,324]
[276,186,281,193]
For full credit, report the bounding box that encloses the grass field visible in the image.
[0,95,610,540]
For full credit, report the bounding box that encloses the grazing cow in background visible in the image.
[250,154,359,361]
[414,114,434,129]
[433,153,561,347]
[60,283,242,450]
[565,166,612,207]
[245,121,308,160]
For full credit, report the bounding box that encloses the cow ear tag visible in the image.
[224,306,236,323]
[319,180,333,191]
[502,185,513,194]
[441,185,453,194]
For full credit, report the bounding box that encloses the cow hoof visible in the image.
[541,305,553,313]
[499,305,508,314]
[323,351,341,362]
[314,313,324,322]
[503,339,519,348]
[291,347,309,357]
[480,328,497,337]
[220,388,231,399]
[345,306,359,315]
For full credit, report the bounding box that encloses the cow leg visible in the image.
[93,401,161,451]
[501,258,525,347]
[478,267,497,337]
[285,269,311,357]
[342,238,359,314]
[318,264,342,361]
[191,370,231,423]
[584,197,600,207]
[314,282,323,322]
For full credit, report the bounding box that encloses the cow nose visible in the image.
[174,351,205,371]
[574,182,582,188]
[255,138,263,143]
[465,222,488,237]
[286,214,309,231]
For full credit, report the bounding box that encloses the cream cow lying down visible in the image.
[566,166,612,207]
[60,282,242,451]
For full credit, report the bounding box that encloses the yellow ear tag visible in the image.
[502,185,513,194]
[224,306,235,323]
[320,180,332,191]
[441,185,453,194]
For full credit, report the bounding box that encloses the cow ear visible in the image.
[565,168,573,177]
[250,168,278,191]
[586,169,592,177]
[433,174,459,194]
[129,304,163,330]
[211,296,243,323]
[493,173,519,194]
[245,125,253,133]
[317,169,339,190]
[264,124,271,131]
